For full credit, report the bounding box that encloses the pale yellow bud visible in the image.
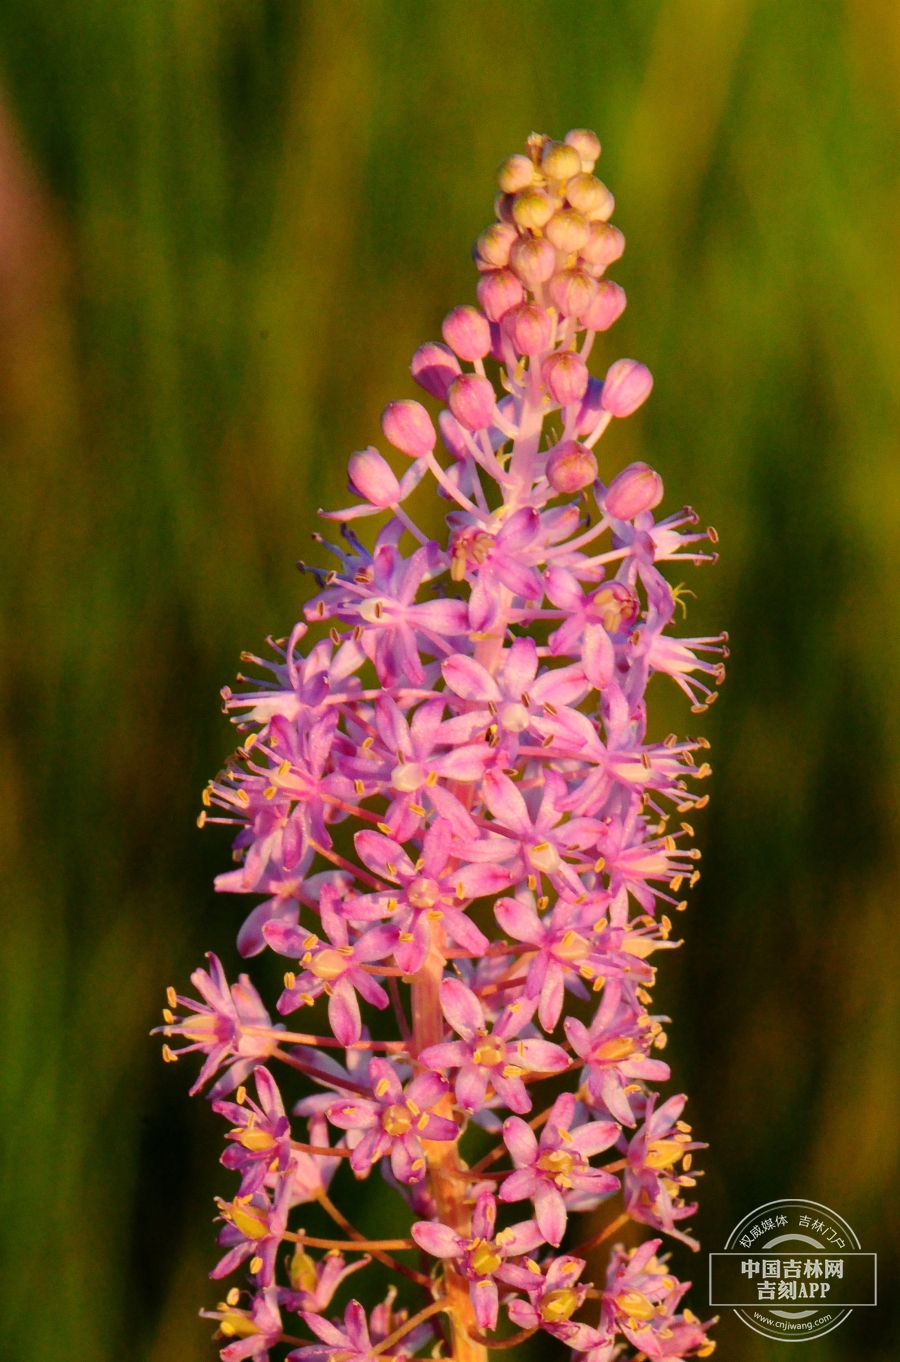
[544,208,590,253]
[497,153,535,194]
[512,187,556,230]
[565,128,601,170]
[566,173,615,221]
[541,140,582,183]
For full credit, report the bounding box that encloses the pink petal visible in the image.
[570,1118,620,1157]
[327,979,361,1046]
[418,1041,470,1070]
[482,768,532,835]
[411,1220,462,1259]
[439,977,483,1041]
[455,1063,489,1113]
[583,623,615,690]
[494,895,545,945]
[502,1116,539,1166]
[471,1277,499,1332]
[499,637,539,696]
[534,1183,568,1246]
[441,906,489,955]
[442,653,500,703]
[518,1038,570,1073]
[407,1069,449,1111]
[498,1167,540,1202]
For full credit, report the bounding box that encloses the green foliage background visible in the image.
[0,2,897,1359]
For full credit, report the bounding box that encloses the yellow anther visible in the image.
[226,1288,241,1306]
[162,1008,174,1024]
[354,780,365,796]
[249,1256,264,1274]
[277,760,291,778]
[417,1113,431,1130]
[202,786,212,807]
[593,917,608,932]
[682,1153,693,1170]
[669,876,684,893]
[236,1086,247,1105]
[196,811,207,828]
[527,875,537,891]
[426,770,438,787]
[399,932,414,943]
[237,789,250,806]
[264,786,277,800]
[387,898,398,913]
[166,986,177,1007]
[303,935,318,949]
[284,972,296,990]
[409,804,426,816]
[378,823,393,835]
[375,1078,391,1098]
[676,900,688,912]
[161,1044,176,1063]
[594,857,606,873]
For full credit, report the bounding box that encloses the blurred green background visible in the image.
[0,1,897,1359]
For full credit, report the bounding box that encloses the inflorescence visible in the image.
[158,128,724,1362]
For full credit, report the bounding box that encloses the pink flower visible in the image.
[499,1093,620,1245]
[213,1067,292,1196]
[350,819,500,973]
[565,981,670,1125]
[279,1249,370,1315]
[419,977,568,1114]
[264,891,394,1046]
[325,1057,458,1182]
[624,1095,706,1248]
[201,1286,284,1362]
[411,1190,545,1331]
[212,1172,293,1285]
[290,1300,380,1362]
[155,955,280,1098]
[505,1255,599,1347]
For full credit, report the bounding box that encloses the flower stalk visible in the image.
[159,128,722,1362]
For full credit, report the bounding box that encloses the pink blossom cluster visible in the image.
[158,130,721,1362]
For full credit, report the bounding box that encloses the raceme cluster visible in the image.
[158,129,723,1362]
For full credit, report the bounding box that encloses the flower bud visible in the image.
[574,376,604,436]
[381,399,437,457]
[580,222,625,268]
[474,221,517,269]
[542,351,589,406]
[544,208,590,254]
[512,187,556,230]
[565,173,615,221]
[347,446,401,506]
[507,302,553,355]
[439,408,468,460]
[600,359,654,418]
[581,280,627,331]
[605,461,664,519]
[494,192,516,225]
[497,153,534,194]
[448,373,496,431]
[546,439,598,493]
[410,341,461,401]
[476,268,525,322]
[565,128,601,169]
[442,305,492,361]
[509,236,557,287]
[541,139,582,182]
[549,269,597,319]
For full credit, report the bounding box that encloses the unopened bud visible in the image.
[581,222,625,268]
[476,268,525,322]
[448,373,497,431]
[574,376,604,436]
[605,461,664,519]
[347,447,401,506]
[549,269,597,319]
[507,302,553,355]
[582,280,627,332]
[542,351,589,406]
[546,440,598,493]
[474,221,518,269]
[497,153,534,194]
[541,140,582,183]
[566,173,615,221]
[442,305,492,361]
[544,208,590,254]
[509,236,557,287]
[410,341,461,401]
[439,408,468,461]
[512,187,556,230]
[600,359,654,418]
[565,128,601,169]
[381,399,437,457]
